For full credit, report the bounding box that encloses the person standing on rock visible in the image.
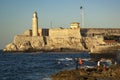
[97,60,100,67]
[79,58,83,69]
[75,58,79,70]
[97,60,101,71]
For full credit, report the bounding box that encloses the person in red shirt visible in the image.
[79,58,83,69]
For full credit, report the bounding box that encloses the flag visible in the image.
[80,6,83,9]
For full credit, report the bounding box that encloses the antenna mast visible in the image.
[80,0,86,29]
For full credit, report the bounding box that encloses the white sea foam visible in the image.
[65,58,73,61]
[58,58,73,61]
[82,58,91,61]
[99,58,113,66]
[85,66,94,68]
[58,58,66,61]
[79,66,94,69]
[58,58,91,61]
[42,78,52,80]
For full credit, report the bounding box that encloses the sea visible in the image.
[0,50,119,80]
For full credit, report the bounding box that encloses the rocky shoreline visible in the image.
[3,48,88,53]
[51,64,120,80]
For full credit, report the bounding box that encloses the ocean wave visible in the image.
[82,58,91,61]
[57,58,73,61]
[42,78,52,80]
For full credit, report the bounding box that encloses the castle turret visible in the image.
[32,11,38,36]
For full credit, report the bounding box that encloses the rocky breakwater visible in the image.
[3,35,85,52]
[51,65,120,80]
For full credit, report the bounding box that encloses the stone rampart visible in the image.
[83,37,105,50]
[49,28,81,38]
[81,28,120,36]
[45,37,84,50]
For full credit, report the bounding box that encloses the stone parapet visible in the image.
[49,28,81,38]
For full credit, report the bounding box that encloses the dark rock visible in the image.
[51,65,120,80]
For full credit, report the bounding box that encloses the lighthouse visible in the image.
[32,11,38,36]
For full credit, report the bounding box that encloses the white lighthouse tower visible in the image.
[32,11,38,36]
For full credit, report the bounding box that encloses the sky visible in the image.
[0,0,120,49]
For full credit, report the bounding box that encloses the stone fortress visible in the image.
[3,12,120,53]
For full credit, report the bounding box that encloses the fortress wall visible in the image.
[49,28,69,37]
[49,28,81,38]
[24,29,32,36]
[67,28,81,38]
[45,37,85,50]
[11,33,84,51]
[14,35,45,50]
[4,27,120,52]
[85,28,120,35]
[84,37,105,50]
[90,45,119,53]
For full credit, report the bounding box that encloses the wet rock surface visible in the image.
[51,65,120,80]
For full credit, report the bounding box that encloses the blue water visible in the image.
[0,51,114,80]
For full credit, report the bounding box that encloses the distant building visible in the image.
[70,22,80,29]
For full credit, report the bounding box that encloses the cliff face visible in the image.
[3,35,44,52]
[3,35,85,52]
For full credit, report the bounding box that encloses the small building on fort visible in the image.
[70,22,80,29]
